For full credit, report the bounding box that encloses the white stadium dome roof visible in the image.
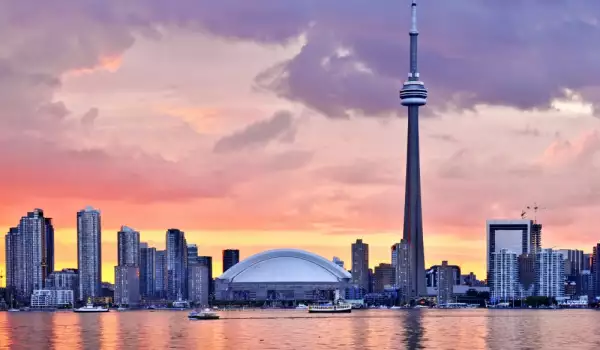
[217,249,352,283]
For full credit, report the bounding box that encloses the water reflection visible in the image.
[0,309,599,349]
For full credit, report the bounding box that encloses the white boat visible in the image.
[7,309,19,312]
[308,290,351,313]
[74,300,109,313]
[188,309,220,320]
[295,304,308,310]
[414,304,428,309]
[390,306,404,310]
[117,307,128,311]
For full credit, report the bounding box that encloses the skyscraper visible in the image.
[117,226,140,266]
[491,249,519,302]
[535,249,564,298]
[197,256,214,296]
[155,250,167,299]
[188,263,209,306]
[222,249,240,273]
[399,0,428,299]
[351,239,369,294]
[592,244,600,297]
[557,249,584,278]
[77,206,102,302]
[396,239,411,302]
[166,229,187,300]
[140,243,156,299]
[437,261,454,305]
[373,263,395,293]
[5,209,54,301]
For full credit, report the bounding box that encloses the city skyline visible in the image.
[2,1,600,284]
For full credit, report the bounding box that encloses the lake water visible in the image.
[0,309,599,349]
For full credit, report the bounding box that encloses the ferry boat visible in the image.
[74,299,109,313]
[308,290,352,314]
[188,309,220,320]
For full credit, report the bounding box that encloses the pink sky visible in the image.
[1,1,600,283]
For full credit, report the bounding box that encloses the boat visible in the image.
[117,306,128,311]
[414,304,428,309]
[188,309,220,320]
[7,309,20,312]
[308,290,352,314]
[295,304,308,310]
[390,306,404,310]
[74,299,109,313]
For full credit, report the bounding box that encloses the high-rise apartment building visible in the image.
[373,263,395,292]
[77,206,102,302]
[491,249,519,302]
[591,244,600,298]
[117,226,140,266]
[166,229,187,300]
[188,263,209,306]
[197,256,213,296]
[114,265,140,306]
[155,250,167,299]
[222,249,240,273]
[5,209,54,301]
[535,249,564,298]
[351,239,369,294]
[140,243,156,299]
[486,219,539,287]
[114,225,140,306]
[437,261,454,305]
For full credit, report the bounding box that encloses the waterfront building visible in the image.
[577,270,593,298]
[114,266,140,306]
[535,249,564,298]
[30,289,74,309]
[351,239,369,294]
[426,264,461,287]
[437,261,454,305]
[140,243,156,299]
[486,219,539,287]
[197,256,214,296]
[557,249,584,278]
[4,209,54,302]
[117,226,140,266]
[374,263,395,293]
[583,253,591,271]
[155,250,167,299]
[166,229,187,300]
[391,243,401,267]
[518,254,535,297]
[77,206,102,302]
[399,0,427,300]
[490,249,519,302]
[332,257,345,269]
[461,272,478,286]
[396,239,411,302]
[188,263,209,306]
[46,268,79,300]
[223,249,240,273]
[591,244,600,298]
[215,249,351,302]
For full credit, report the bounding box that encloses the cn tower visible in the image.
[399,0,427,299]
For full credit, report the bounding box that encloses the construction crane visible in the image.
[522,202,546,223]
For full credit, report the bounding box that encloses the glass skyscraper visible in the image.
[117,226,140,266]
[155,250,167,299]
[140,243,156,299]
[77,206,102,302]
[166,229,187,300]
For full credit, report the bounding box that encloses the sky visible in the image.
[1,0,600,284]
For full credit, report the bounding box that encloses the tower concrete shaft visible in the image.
[399,0,427,299]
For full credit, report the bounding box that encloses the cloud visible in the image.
[315,159,399,186]
[213,110,296,153]
[81,108,99,130]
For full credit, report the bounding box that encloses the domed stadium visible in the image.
[215,249,352,302]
